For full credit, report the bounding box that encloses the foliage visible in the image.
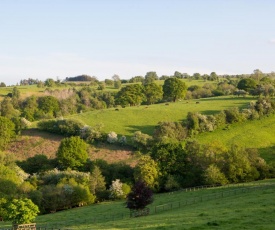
[134,155,160,190]
[150,142,186,179]
[237,78,257,92]
[115,84,145,106]
[56,136,88,169]
[153,121,188,143]
[126,180,153,210]
[204,164,228,185]
[143,83,163,104]
[107,131,118,143]
[89,166,106,195]
[17,154,54,174]
[0,116,16,150]
[81,124,105,143]
[37,96,60,118]
[131,131,153,151]
[37,119,85,136]
[109,179,125,199]
[163,78,187,102]
[143,72,158,85]
[5,198,39,224]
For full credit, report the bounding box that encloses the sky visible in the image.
[1,0,275,86]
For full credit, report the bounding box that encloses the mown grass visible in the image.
[69,96,253,137]
[1,180,275,230]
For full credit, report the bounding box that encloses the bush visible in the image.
[5,198,39,224]
[126,181,153,210]
[131,131,153,151]
[107,131,118,143]
[56,136,88,169]
[37,119,85,136]
[109,179,124,199]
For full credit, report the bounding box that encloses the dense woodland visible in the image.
[1,69,275,221]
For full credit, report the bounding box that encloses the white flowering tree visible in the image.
[107,131,118,143]
[109,179,124,199]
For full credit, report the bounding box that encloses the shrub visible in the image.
[126,181,153,210]
[107,131,118,143]
[37,119,85,136]
[56,136,88,169]
[5,198,39,224]
[131,131,153,151]
[109,179,124,199]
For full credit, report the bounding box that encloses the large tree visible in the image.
[56,136,88,169]
[38,96,60,117]
[237,78,257,92]
[115,84,145,106]
[143,83,163,104]
[163,78,187,102]
[143,72,158,85]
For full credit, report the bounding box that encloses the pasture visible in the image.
[196,115,275,162]
[68,96,253,137]
[1,179,274,229]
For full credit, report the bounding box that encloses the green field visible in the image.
[196,115,275,162]
[1,180,275,230]
[69,96,253,137]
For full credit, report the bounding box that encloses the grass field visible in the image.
[196,115,275,163]
[68,96,253,137]
[1,179,274,230]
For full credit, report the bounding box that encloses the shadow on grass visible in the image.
[21,128,63,140]
[258,145,275,163]
[200,96,253,101]
[126,125,156,136]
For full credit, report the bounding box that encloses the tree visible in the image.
[37,96,60,118]
[204,164,228,185]
[126,180,153,211]
[163,78,187,102]
[173,71,183,79]
[44,78,55,87]
[143,83,163,104]
[89,166,106,195]
[5,198,39,224]
[21,96,39,121]
[134,155,159,190]
[11,87,21,109]
[131,131,153,151]
[237,78,257,92]
[0,82,6,87]
[153,121,187,143]
[0,116,16,150]
[109,179,125,199]
[143,72,158,85]
[115,84,145,106]
[150,142,186,177]
[56,136,88,169]
[251,69,264,82]
[0,97,20,119]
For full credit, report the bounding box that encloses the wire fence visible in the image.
[1,182,274,230]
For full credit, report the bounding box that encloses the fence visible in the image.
[1,182,274,230]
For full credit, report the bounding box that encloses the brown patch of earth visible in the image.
[7,129,137,166]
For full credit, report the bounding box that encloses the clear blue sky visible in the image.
[1,0,275,85]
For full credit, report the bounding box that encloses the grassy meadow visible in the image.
[69,96,253,137]
[196,115,275,163]
[1,180,275,230]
